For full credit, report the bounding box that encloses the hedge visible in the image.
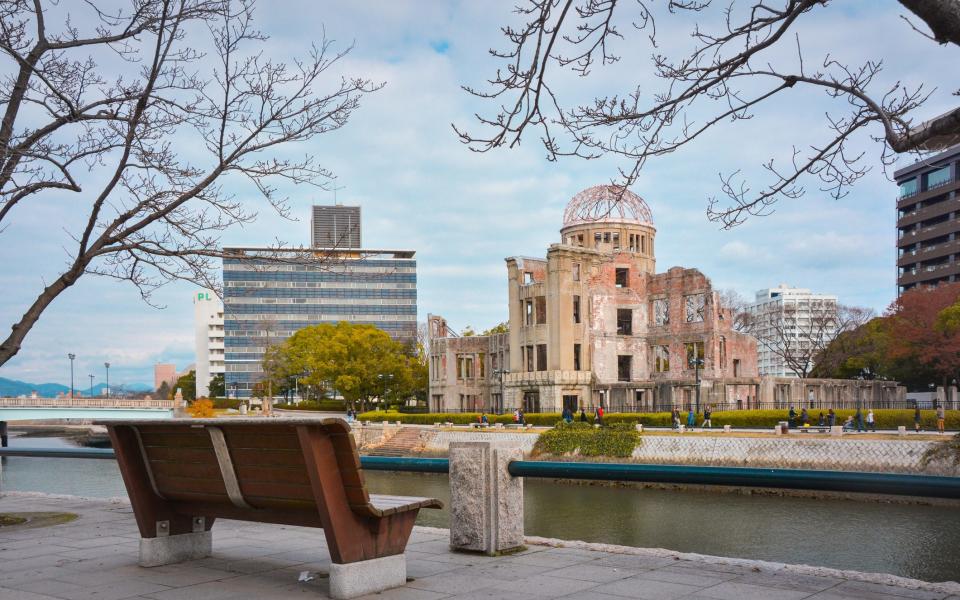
[274,400,348,412]
[357,409,959,430]
[534,422,639,457]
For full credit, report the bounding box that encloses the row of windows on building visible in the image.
[221,288,417,299]
[898,164,953,198]
[224,273,417,283]
[223,260,416,272]
[430,352,507,381]
[521,294,707,329]
[223,304,417,314]
[563,231,653,253]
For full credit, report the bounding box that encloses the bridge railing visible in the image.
[0,397,173,409]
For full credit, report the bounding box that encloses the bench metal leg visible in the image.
[329,554,406,600]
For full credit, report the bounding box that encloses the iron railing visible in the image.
[2,447,958,499]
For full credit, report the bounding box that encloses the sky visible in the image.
[1,0,957,387]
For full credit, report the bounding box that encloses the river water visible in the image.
[2,431,958,583]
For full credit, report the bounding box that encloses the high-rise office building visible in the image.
[311,204,361,248]
[223,206,416,399]
[193,290,224,398]
[895,144,960,293]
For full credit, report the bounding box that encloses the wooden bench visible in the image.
[100,418,442,599]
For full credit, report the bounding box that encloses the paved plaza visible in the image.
[0,494,957,600]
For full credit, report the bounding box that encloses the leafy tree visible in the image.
[156,381,171,401]
[172,370,196,402]
[0,1,381,367]
[887,284,960,389]
[482,322,509,335]
[187,398,214,418]
[461,326,477,337]
[208,373,225,398]
[263,322,421,412]
[457,1,960,228]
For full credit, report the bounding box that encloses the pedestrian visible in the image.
[579,408,588,422]
[686,408,696,429]
[562,407,573,423]
[701,405,713,428]
[817,412,825,427]
[481,412,489,426]
[936,403,946,434]
[914,403,922,433]
[842,415,855,431]
[800,408,809,426]
[788,406,797,429]
[672,408,681,430]
[513,408,520,423]
[827,408,836,427]
[866,409,875,432]
[596,404,604,425]
[519,409,526,426]
[855,407,865,432]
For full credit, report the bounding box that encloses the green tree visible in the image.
[156,381,171,401]
[482,322,509,335]
[264,322,420,412]
[172,370,196,402]
[208,373,225,399]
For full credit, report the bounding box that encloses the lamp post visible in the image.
[67,353,76,398]
[494,369,509,414]
[88,374,95,398]
[104,362,110,399]
[691,357,704,415]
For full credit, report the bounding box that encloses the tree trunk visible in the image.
[0,267,82,366]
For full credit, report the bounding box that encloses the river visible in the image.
[2,431,958,583]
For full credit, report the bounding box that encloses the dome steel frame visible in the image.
[561,185,653,227]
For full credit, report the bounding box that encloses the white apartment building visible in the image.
[746,284,838,377]
[193,290,225,397]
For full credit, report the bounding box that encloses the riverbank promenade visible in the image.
[1,494,957,600]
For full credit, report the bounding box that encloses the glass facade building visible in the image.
[222,247,417,398]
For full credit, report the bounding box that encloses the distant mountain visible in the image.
[0,377,152,397]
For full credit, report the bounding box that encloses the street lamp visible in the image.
[493,369,509,414]
[67,353,76,398]
[691,357,705,415]
[104,362,110,399]
[88,374,95,398]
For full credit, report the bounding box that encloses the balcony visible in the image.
[898,219,960,246]
[897,180,959,209]
[896,196,959,229]
[897,239,960,267]
[898,261,960,286]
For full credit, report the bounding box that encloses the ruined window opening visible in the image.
[685,293,706,323]
[616,308,632,335]
[574,343,581,371]
[457,355,474,379]
[684,342,705,368]
[524,299,534,326]
[612,233,620,249]
[603,232,611,243]
[652,345,670,372]
[733,358,741,377]
[523,272,534,284]
[615,268,629,288]
[536,344,547,371]
[577,234,584,246]
[535,296,547,324]
[491,353,498,371]
[618,355,632,382]
[573,263,581,281]
[594,232,602,246]
[641,235,646,253]
[478,352,486,378]
[526,345,534,372]
[573,295,581,324]
[653,298,669,326]
[719,337,727,369]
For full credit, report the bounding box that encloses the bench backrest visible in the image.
[105,419,369,525]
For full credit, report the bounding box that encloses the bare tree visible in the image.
[717,288,751,332]
[455,0,960,227]
[746,299,873,377]
[0,0,382,366]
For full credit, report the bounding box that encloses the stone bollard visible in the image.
[635,424,643,433]
[898,425,907,436]
[239,403,248,415]
[774,426,781,436]
[448,441,524,556]
[723,424,731,433]
[830,425,843,437]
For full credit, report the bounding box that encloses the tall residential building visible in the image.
[745,284,838,378]
[895,144,960,293]
[193,290,225,398]
[311,204,361,248]
[223,206,416,399]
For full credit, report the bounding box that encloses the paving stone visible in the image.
[690,580,817,600]
[0,586,65,600]
[485,573,599,598]
[550,564,641,583]
[824,581,949,600]
[406,572,499,594]
[591,576,706,599]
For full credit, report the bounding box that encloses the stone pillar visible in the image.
[173,388,187,417]
[448,441,524,555]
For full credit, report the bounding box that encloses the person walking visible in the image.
[817,412,825,427]
[701,405,713,429]
[596,404,604,425]
[866,409,876,432]
[800,408,809,426]
[914,403,922,433]
[686,408,696,429]
[562,407,573,423]
[513,408,520,424]
[579,408,588,422]
[788,406,797,429]
[672,408,681,430]
[827,408,836,427]
[855,407,865,432]
[936,403,946,434]
[519,409,526,426]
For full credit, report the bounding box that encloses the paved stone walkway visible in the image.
[1,494,957,600]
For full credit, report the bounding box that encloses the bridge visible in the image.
[0,397,173,421]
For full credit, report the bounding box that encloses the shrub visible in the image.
[211,397,242,409]
[187,398,215,418]
[274,400,348,412]
[919,433,960,469]
[534,421,639,457]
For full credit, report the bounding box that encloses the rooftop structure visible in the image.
[311,204,362,248]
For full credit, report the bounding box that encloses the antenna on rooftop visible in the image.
[332,184,346,206]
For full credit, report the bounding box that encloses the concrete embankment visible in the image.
[356,424,958,476]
